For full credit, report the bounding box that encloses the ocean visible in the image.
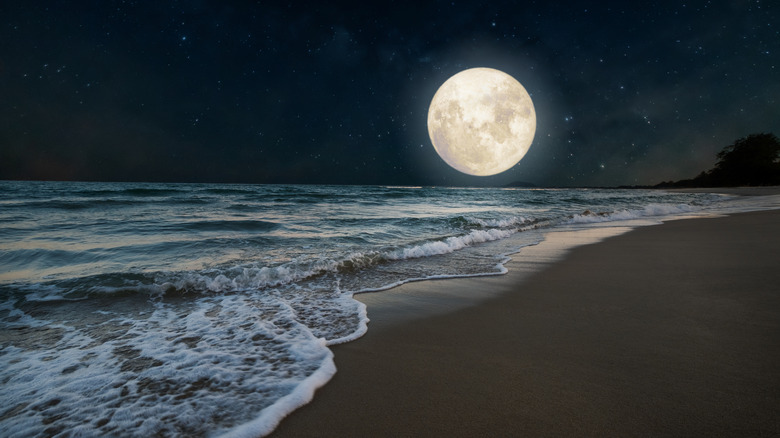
[0,181,776,437]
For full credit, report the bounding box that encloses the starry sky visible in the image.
[2,1,777,187]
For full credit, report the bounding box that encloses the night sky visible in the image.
[2,1,777,187]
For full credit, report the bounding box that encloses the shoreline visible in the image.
[271,208,780,437]
[352,224,640,333]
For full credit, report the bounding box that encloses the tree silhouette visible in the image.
[708,133,780,186]
[657,133,780,187]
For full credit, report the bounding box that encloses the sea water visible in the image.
[0,181,774,437]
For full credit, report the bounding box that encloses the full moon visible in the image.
[427,68,536,176]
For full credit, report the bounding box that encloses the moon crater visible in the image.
[427,68,536,176]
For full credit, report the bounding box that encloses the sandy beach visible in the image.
[271,204,780,437]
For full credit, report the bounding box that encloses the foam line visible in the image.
[217,347,337,438]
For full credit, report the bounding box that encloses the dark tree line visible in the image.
[657,133,780,187]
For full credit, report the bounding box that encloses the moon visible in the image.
[427,68,536,176]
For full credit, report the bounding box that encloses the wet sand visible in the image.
[272,209,780,437]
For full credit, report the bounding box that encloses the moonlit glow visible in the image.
[427,67,536,176]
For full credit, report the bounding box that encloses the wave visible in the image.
[71,186,182,197]
[10,223,525,303]
[457,215,529,229]
[122,188,184,197]
[179,219,280,232]
[5,199,140,210]
[227,203,262,212]
[199,188,258,195]
[388,228,516,260]
[3,197,211,211]
[569,203,699,224]
[0,247,107,271]
[160,227,524,294]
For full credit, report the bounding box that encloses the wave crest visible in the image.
[569,203,698,223]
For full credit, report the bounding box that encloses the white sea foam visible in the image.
[0,293,341,437]
[389,228,516,260]
[217,349,336,438]
[466,216,527,228]
[325,292,369,346]
[159,261,338,294]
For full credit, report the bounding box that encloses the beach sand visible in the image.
[272,209,780,437]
